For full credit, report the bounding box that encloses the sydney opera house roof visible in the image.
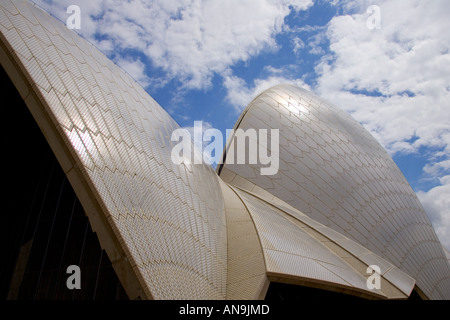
[1,0,449,300]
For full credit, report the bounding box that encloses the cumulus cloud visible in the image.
[114,56,151,88]
[315,0,450,153]
[313,0,450,248]
[417,176,450,250]
[424,160,450,177]
[223,70,311,112]
[292,36,305,55]
[33,0,313,90]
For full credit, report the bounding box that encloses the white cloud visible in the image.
[223,70,310,112]
[313,0,450,248]
[34,0,314,90]
[424,159,450,177]
[315,0,450,154]
[417,176,450,251]
[114,56,151,88]
[306,31,326,55]
[292,36,305,55]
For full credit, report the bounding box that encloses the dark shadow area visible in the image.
[0,64,128,300]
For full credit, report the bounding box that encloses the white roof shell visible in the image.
[1,0,448,300]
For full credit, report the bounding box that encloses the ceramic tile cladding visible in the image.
[2,0,450,300]
[0,0,226,299]
[220,84,450,300]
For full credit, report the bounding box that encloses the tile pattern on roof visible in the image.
[220,84,450,299]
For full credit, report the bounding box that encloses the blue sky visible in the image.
[33,0,450,250]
